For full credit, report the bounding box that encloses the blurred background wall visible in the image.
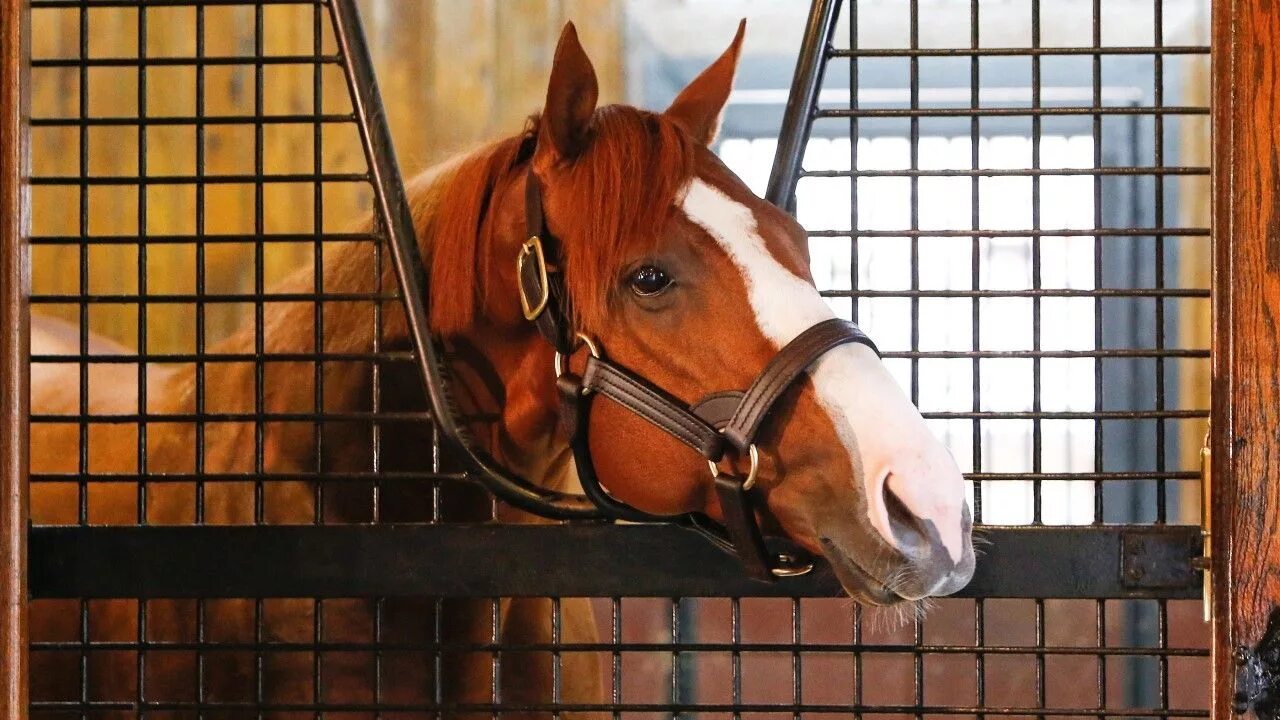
[29,0,624,352]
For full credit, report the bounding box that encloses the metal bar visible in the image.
[765,0,841,209]
[31,54,345,67]
[825,45,1210,57]
[24,639,1212,657]
[24,287,1217,302]
[815,105,1208,118]
[326,0,599,519]
[24,347,1211,362]
[0,0,28,716]
[30,113,358,126]
[22,700,1211,716]
[799,167,1210,177]
[22,469,1203,485]
[30,0,324,6]
[29,525,1203,599]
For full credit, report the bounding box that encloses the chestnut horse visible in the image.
[29,21,975,716]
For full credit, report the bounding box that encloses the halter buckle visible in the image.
[707,443,760,491]
[517,235,550,321]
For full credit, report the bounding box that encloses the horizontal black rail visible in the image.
[29,0,327,8]
[29,232,380,245]
[827,45,1209,58]
[24,469,1200,484]
[814,105,1208,118]
[29,113,356,126]
[27,638,1209,656]
[801,166,1210,178]
[31,172,371,185]
[807,227,1210,237]
[31,54,345,67]
[26,408,1208,423]
[24,701,1208,717]
[25,347,1209,363]
[815,288,1210,298]
[29,524,1202,599]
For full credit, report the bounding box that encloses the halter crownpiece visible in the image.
[517,168,883,582]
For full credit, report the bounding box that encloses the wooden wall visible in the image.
[28,0,624,352]
[1211,0,1280,710]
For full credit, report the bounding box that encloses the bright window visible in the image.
[718,135,1099,524]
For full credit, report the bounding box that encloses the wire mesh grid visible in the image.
[24,0,1212,716]
[25,0,466,528]
[749,0,1213,531]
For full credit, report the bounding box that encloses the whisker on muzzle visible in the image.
[866,597,935,633]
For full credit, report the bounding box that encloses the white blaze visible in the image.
[680,178,967,563]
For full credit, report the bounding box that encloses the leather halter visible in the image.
[518,168,881,581]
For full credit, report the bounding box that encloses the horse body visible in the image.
[30,240,600,714]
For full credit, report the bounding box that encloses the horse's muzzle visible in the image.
[820,504,976,603]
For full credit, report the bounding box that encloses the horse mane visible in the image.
[413,106,697,335]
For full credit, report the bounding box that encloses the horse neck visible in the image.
[421,151,575,494]
[220,238,404,408]
[152,240,404,483]
[140,154,573,523]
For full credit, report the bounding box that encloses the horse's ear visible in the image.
[539,22,599,162]
[665,20,745,146]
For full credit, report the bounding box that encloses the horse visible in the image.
[29,20,975,717]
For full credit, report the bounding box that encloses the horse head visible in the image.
[420,21,975,605]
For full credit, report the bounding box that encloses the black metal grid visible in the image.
[770,0,1210,529]
[28,595,1211,716]
[25,0,449,530]
[24,0,1212,716]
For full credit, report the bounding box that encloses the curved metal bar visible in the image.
[766,0,843,211]
[327,0,602,520]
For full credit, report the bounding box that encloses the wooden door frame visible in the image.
[0,0,29,716]
[1211,0,1280,715]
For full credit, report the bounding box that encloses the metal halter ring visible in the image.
[707,443,760,491]
[770,553,815,578]
[553,333,602,378]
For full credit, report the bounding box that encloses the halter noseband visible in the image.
[517,168,881,582]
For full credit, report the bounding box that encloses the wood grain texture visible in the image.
[0,0,29,715]
[1211,0,1280,713]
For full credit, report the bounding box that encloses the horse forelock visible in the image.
[413,108,698,336]
[548,107,697,331]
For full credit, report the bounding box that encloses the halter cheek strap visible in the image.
[518,171,572,354]
[519,169,881,582]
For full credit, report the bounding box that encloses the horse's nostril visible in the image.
[883,475,931,556]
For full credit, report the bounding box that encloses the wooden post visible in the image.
[1211,0,1280,713]
[0,0,29,715]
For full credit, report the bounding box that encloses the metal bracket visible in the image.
[1120,530,1199,590]
[1200,424,1213,621]
[1235,607,1280,719]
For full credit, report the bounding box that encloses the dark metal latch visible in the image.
[1235,606,1280,719]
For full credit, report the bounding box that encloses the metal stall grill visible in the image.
[20,0,1212,717]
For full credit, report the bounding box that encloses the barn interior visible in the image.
[23,0,1212,715]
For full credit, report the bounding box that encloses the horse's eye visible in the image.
[628,266,673,297]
